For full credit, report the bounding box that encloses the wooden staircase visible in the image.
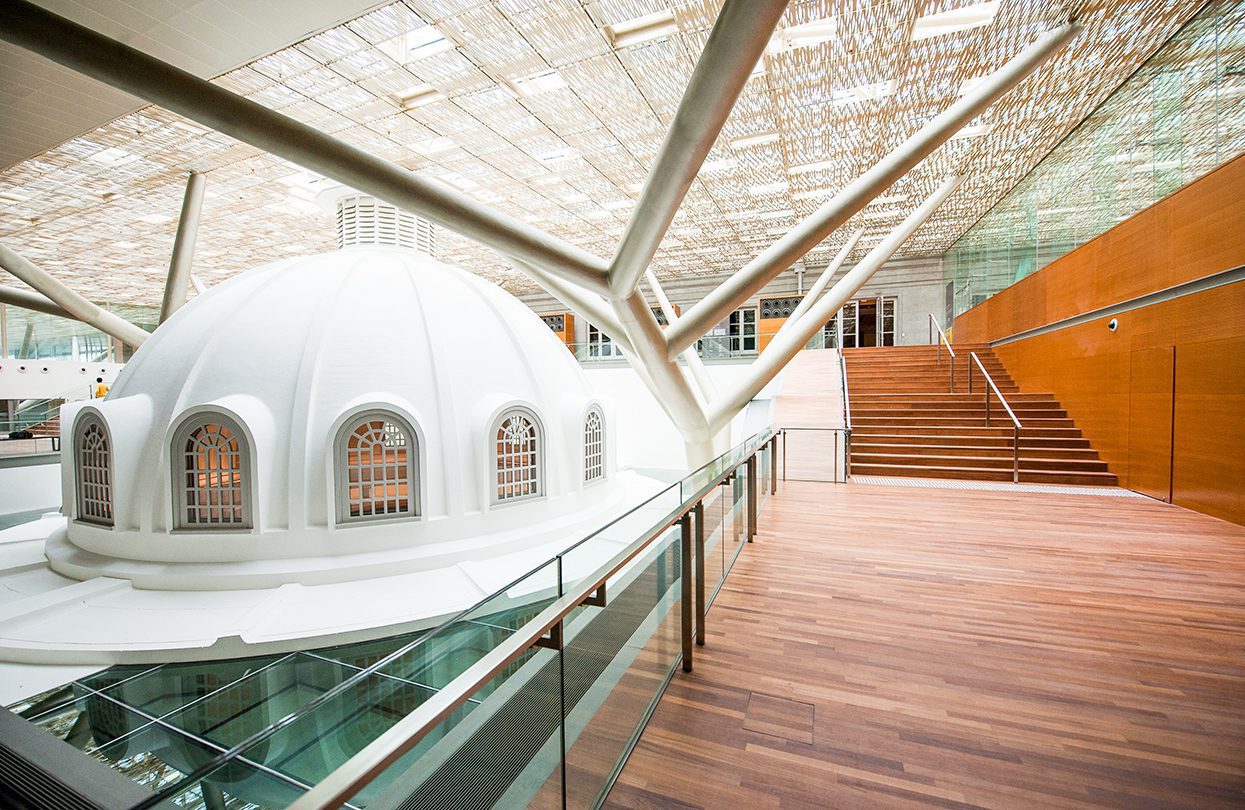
[845,345,1117,486]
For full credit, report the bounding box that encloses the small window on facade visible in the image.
[584,408,604,483]
[338,413,419,522]
[175,416,250,529]
[76,415,113,526]
[494,409,542,503]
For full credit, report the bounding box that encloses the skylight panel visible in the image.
[832,80,896,105]
[951,122,994,139]
[749,181,788,195]
[379,25,452,64]
[769,18,837,53]
[412,136,455,156]
[730,131,780,149]
[958,75,988,96]
[86,147,137,166]
[535,147,577,164]
[911,2,999,42]
[604,10,679,49]
[506,69,568,98]
[788,160,835,175]
[391,83,444,109]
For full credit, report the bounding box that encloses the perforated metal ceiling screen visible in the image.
[336,194,436,255]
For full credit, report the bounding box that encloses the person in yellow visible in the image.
[93,377,110,399]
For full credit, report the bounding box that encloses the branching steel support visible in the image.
[0,0,610,295]
[160,171,205,324]
[607,0,789,298]
[708,177,962,430]
[665,22,1081,358]
[512,258,633,352]
[0,0,1080,469]
[615,292,715,464]
[646,269,715,400]
[776,229,863,338]
[0,243,151,347]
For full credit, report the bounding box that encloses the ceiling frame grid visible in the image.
[0,0,1205,304]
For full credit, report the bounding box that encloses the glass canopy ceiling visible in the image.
[0,0,1206,306]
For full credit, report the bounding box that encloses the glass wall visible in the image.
[945,0,1245,320]
[1,302,157,361]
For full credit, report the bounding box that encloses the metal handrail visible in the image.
[282,430,775,810]
[967,351,1022,482]
[838,349,852,479]
[928,313,956,392]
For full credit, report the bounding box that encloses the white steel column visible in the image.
[159,171,206,324]
[708,176,962,430]
[665,22,1081,357]
[0,0,610,294]
[776,229,863,338]
[607,0,789,298]
[0,244,150,347]
[645,269,716,400]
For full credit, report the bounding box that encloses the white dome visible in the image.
[52,246,622,588]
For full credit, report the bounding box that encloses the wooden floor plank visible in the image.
[606,481,1245,809]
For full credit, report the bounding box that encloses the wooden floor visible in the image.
[607,480,1245,809]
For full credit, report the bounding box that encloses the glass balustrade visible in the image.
[10,430,778,810]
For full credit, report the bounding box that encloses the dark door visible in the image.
[858,299,878,347]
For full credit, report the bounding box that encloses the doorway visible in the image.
[836,296,898,348]
[858,300,878,347]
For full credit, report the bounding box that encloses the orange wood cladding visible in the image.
[758,317,785,352]
[539,311,575,350]
[953,153,1245,525]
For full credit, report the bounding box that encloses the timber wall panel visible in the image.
[953,153,1245,524]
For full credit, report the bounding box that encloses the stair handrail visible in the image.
[967,351,1022,483]
[838,348,852,478]
[928,313,955,392]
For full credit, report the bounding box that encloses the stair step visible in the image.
[848,462,1119,487]
[851,452,1110,472]
[841,345,1114,486]
[851,442,1101,460]
[853,407,1067,419]
[852,416,1074,428]
[851,434,1092,449]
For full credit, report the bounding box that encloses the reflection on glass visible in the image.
[945,0,1245,319]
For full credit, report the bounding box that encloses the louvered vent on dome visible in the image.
[335,195,435,255]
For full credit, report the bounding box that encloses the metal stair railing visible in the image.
[967,351,1023,483]
[928,313,956,392]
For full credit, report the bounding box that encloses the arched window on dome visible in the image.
[173,415,251,530]
[336,412,419,523]
[584,407,604,484]
[75,413,113,526]
[493,408,543,503]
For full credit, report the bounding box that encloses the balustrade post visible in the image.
[680,511,693,672]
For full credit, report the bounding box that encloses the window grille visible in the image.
[584,408,604,483]
[494,410,542,502]
[339,414,418,522]
[76,415,113,525]
[176,418,250,529]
